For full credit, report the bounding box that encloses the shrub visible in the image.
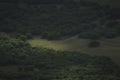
[88,40,101,47]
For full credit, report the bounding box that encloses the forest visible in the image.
[0,0,120,80]
[0,1,119,40]
[0,33,120,80]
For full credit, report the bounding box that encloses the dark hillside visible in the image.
[0,1,120,80]
[0,2,115,40]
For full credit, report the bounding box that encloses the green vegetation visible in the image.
[29,37,120,65]
[0,0,120,80]
[0,1,116,40]
[0,0,119,40]
[0,34,120,80]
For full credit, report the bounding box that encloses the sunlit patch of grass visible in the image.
[28,37,120,65]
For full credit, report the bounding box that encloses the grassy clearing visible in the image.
[28,36,120,65]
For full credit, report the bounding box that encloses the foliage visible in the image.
[0,34,120,80]
[88,40,101,47]
[0,1,116,40]
[0,1,120,80]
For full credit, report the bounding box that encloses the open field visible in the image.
[29,36,120,65]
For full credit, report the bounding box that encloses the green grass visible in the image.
[28,36,120,65]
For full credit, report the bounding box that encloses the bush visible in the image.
[88,40,101,47]
[16,34,27,41]
[25,33,33,39]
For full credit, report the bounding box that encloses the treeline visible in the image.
[0,2,116,40]
[0,0,100,4]
[0,33,120,80]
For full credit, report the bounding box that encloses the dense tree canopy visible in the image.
[0,1,118,40]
